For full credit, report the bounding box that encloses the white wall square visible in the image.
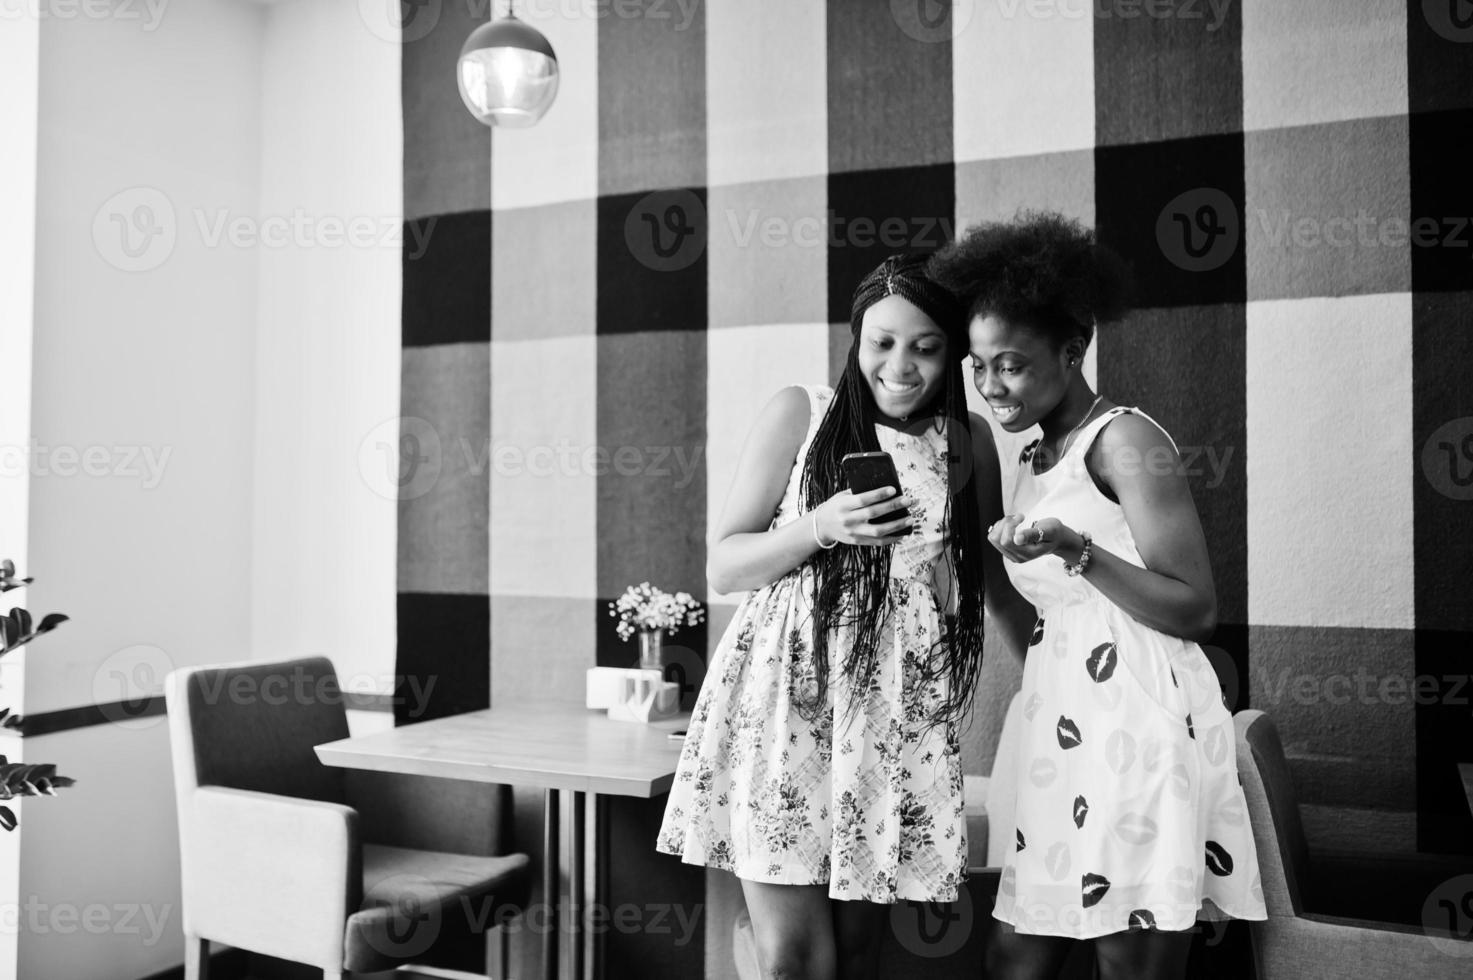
[1247,293,1413,629]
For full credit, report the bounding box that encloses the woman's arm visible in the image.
[707,387,913,595]
[970,413,1036,661]
[992,413,1217,642]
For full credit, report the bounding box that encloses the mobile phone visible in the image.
[840,451,910,525]
[667,730,687,741]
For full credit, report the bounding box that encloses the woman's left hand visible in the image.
[988,515,1081,564]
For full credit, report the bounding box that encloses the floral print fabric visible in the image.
[656,385,967,902]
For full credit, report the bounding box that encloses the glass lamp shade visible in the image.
[456,17,559,128]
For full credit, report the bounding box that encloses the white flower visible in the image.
[607,582,707,643]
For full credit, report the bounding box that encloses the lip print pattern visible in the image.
[1056,716,1083,750]
[1205,841,1234,877]
[1170,666,1178,687]
[1024,692,1044,720]
[1000,864,1016,898]
[1128,909,1157,930]
[1029,757,1058,788]
[1081,873,1111,909]
[1218,795,1246,827]
[1072,795,1089,829]
[1045,842,1071,881]
[1030,618,1045,646]
[1186,713,1194,738]
[1167,866,1197,901]
[1106,729,1136,774]
[1091,677,1123,711]
[1017,828,1026,852]
[1086,641,1118,682]
[1203,724,1228,766]
[1113,812,1159,846]
[1167,764,1191,801]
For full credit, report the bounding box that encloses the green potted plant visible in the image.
[0,558,76,831]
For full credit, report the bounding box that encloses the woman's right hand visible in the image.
[813,487,914,547]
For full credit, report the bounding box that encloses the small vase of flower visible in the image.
[608,583,705,670]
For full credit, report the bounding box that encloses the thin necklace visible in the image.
[1056,395,1104,459]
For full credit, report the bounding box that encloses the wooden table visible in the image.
[314,700,688,980]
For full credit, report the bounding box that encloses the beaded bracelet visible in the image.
[812,512,838,550]
[1063,531,1093,577]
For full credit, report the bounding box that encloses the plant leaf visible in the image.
[0,806,15,831]
[37,613,69,632]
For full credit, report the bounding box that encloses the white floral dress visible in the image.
[993,406,1267,938]
[656,384,967,903]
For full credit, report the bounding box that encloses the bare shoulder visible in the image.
[749,385,816,456]
[1096,409,1177,459]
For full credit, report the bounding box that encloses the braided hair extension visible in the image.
[795,254,988,731]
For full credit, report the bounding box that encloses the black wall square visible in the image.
[402,211,492,347]
[826,163,956,325]
[1095,134,1247,310]
[394,591,490,725]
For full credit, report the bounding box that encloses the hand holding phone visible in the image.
[827,451,912,545]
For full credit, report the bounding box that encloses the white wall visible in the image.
[16,1,266,976]
[0,12,40,972]
[7,0,403,977]
[253,0,402,700]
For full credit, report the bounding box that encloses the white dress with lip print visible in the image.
[992,406,1267,939]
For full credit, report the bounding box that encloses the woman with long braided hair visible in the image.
[657,254,1035,980]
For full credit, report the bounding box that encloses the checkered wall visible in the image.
[397,1,1473,974]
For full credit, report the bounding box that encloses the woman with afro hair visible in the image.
[657,253,1034,980]
[930,212,1266,980]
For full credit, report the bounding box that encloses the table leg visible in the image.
[593,794,609,980]
[570,790,586,980]
[543,787,560,980]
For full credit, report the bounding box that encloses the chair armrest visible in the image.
[1278,912,1473,976]
[185,786,362,971]
[1308,848,1473,926]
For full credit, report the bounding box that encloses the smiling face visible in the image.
[856,295,950,421]
[968,313,1079,431]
